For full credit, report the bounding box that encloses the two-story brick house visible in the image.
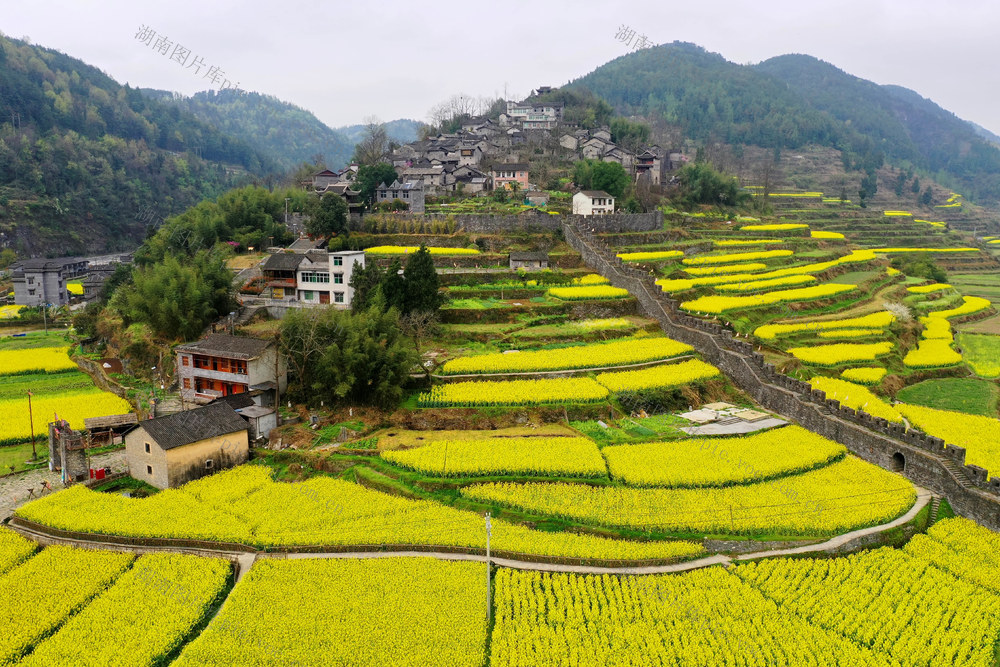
[491,163,529,191]
[175,334,288,405]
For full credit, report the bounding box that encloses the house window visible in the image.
[334,273,344,284]
[146,465,153,475]
[300,272,329,284]
[334,292,345,304]
[144,442,151,454]
[183,378,191,389]
[303,290,314,300]
[333,256,343,266]
[205,459,214,470]
[182,356,189,366]
[28,289,35,296]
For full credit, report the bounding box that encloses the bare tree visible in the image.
[399,311,440,376]
[427,94,499,129]
[351,116,391,166]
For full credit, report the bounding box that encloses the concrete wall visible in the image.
[563,221,1000,531]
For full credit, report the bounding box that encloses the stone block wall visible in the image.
[563,220,1000,531]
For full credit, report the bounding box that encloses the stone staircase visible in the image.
[928,496,942,525]
[153,395,184,418]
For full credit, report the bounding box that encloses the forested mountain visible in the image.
[0,35,274,255]
[141,89,355,171]
[570,42,1000,203]
[336,119,422,146]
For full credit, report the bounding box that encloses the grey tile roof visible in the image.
[580,190,614,198]
[509,251,550,261]
[176,333,272,360]
[128,402,248,451]
[262,253,306,271]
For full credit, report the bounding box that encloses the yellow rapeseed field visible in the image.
[363,245,480,255]
[602,425,844,487]
[0,546,134,665]
[0,527,36,577]
[0,346,77,375]
[382,436,607,478]
[896,404,1000,479]
[808,377,902,423]
[685,262,768,276]
[595,359,720,393]
[840,367,888,385]
[682,249,793,266]
[0,388,134,444]
[546,285,629,300]
[755,312,895,340]
[23,553,230,667]
[714,275,817,293]
[681,283,855,314]
[734,545,1000,666]
[616,250,684,261]
[462,457,915,536]
[17,466,704,560]
[418,377,609,407]
[787,341,894,366]
[439,336,692,375]
[176,558,486,667]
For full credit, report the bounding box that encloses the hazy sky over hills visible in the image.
[4,0,997,134]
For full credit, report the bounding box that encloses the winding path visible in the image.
[6,486,931,576]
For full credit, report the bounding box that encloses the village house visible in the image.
[572,190,616,216]
[175,333,288,405]
[376,180,426,213]
[491,163,529,191]
[501,100,563,129]
[259,252,305,301]
[509,251,551,271]
[296,250,365,308]
[11,257,87,306]
[124,402,249,489]
[449,166,490,194]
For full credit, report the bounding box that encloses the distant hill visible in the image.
[336,119,422,146]
[570,42,1000,203]
[965,120,1000,148]
[0,35,274,255]
[141,89,355,171]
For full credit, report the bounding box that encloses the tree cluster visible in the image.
[572,160,630,199]
[279,295,417,409]
[674,162,749,208]
[350,245,443,315]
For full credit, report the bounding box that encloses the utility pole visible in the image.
[42,303,47,333]
[27,390,37,460]
[485,512,492,623]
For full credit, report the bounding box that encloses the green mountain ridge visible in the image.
[336,119,422,146]
[570,42,1000,204]
[140,88,355,171]
[0,35,273,255]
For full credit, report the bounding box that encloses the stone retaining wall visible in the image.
[563,221,1000,531]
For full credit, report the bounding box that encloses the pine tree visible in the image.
[402,245,443,314]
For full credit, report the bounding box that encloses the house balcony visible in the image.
[188,367,249,383]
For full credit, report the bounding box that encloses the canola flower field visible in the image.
[787,341,894,366]
[363,245,480,255]
[418,376,609,407]
[462,457,915,537]
[175,558,487,667]
[15,466,704,561]
[438,336,692,375]
[602,425,845,488]
[492,517,1000,666]
[21,553,230,667]
[546,284,630,300]
[896,404,1000,479]
[808,377,903,423]
[382,436,608,478]
[0,545,134,665]
[681,283,855,315]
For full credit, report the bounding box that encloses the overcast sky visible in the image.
[4,0,998,134]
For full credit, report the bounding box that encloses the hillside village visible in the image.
[4,24,1000,667]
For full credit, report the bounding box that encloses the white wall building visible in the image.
[295,250,365,308]
[572,191,616,216]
